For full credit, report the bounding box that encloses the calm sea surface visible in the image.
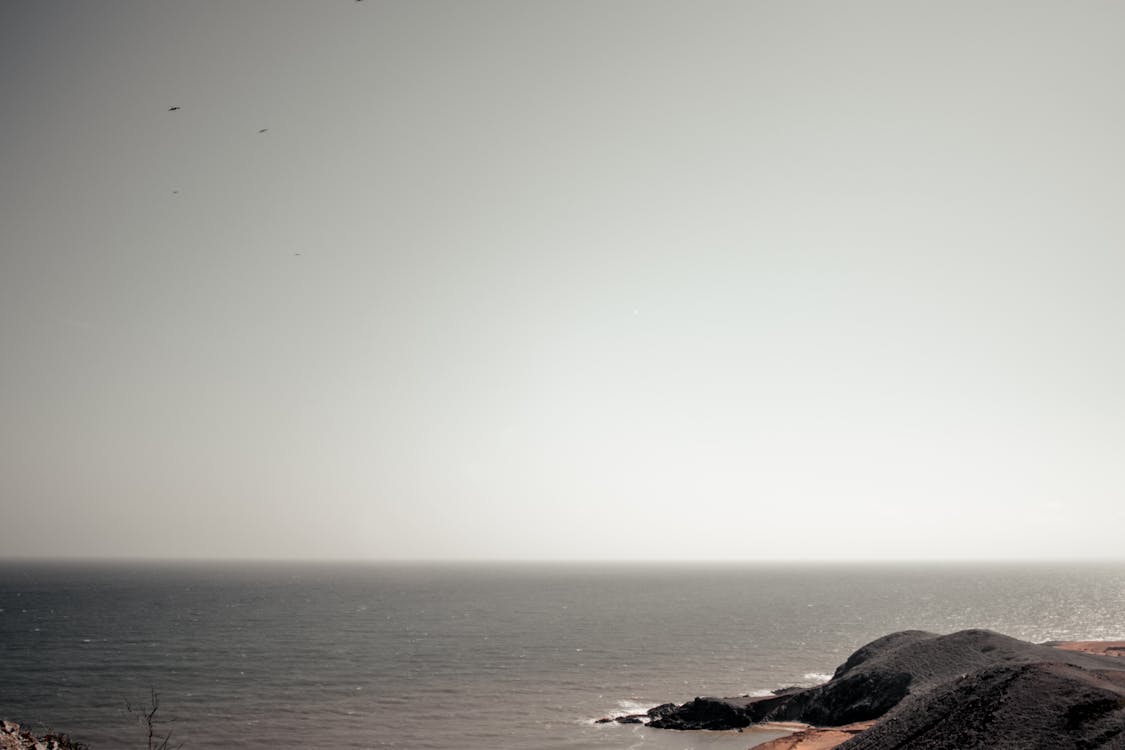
[1,562,1123,749]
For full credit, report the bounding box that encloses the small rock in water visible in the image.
[595,712,648,725]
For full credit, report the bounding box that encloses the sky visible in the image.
[2,1,1124,561]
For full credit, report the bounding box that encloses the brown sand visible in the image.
[751,721,876,750]
[1052,640,1125,657]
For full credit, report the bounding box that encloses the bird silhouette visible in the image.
[168,106,181,111]
[258,128,269,134]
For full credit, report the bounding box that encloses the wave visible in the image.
[615,699,654,715]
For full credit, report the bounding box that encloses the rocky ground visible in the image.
[0,721,86,750]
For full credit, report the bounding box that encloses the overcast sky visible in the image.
[2,0,1124,561]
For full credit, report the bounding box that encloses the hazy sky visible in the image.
[2,1,1124,561]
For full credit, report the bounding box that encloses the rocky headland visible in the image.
[599,629,1125,749]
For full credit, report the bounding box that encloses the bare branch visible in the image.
[124,689,184,750]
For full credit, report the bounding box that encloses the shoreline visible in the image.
[752,721,875,750]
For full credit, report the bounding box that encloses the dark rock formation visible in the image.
[646,703,678,720]
[641,628,1125,740]
[614,715,645,724]
[762,667,912,725]
[595,704,681,725]
[840,662,1125,749]
[646,696,756,730]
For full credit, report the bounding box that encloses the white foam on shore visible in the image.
[584,698,653,726]
[615,699,653,715]
[802,672,833,684]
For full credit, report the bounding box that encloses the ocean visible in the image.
[1,561,1123,749]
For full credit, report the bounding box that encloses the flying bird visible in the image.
[168,106,181,111]
[258,128,269,134]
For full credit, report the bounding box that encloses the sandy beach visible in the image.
[752,721,875,750]
[1051,640,1125,658]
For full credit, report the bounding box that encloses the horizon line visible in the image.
[1,556,1123,566]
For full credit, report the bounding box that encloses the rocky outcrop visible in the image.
[595,701,698,726]
[645,696,759,729]
[621,629,1125,748]
[0,721,87,750]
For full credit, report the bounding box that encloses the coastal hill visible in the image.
[832,660,1125,749]
[609,629,1125,749]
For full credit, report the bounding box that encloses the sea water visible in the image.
[1,561,1123,749]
